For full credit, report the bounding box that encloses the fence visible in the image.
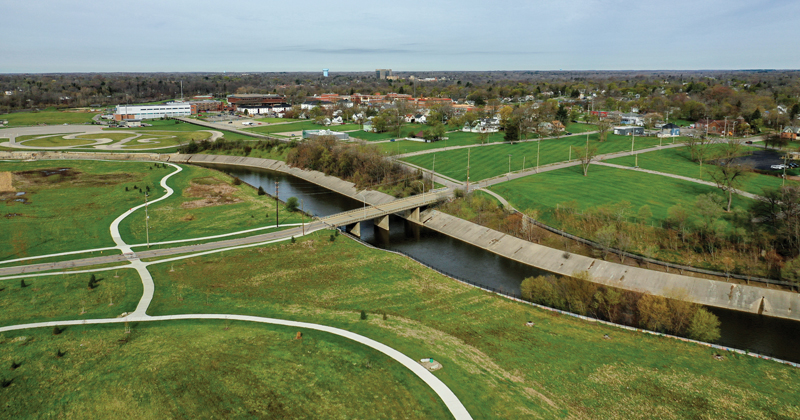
[340,230,800,370]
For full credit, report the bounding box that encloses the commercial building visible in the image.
[376,69,393,79]
[613,126,645,136]
[114,103,192,121]
[227,94,290,114]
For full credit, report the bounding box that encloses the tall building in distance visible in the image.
[376,69,393,79]
[323,68,329,77]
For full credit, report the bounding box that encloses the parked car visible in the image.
[790,162,799,169]
[745,140,753,144]
[771,164,787,170]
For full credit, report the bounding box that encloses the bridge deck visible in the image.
[321,189,448,227]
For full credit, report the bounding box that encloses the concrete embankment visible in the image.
[0,150,168,162]
[167,154,398,206]
[419,209,800,321]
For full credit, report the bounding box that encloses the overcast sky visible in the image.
[2,0,799,73]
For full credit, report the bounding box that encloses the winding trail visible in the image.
[0,158,474,420]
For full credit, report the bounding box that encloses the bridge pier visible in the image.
[374,215,390,231]
[404,207,420,223]
[346,222,361,238]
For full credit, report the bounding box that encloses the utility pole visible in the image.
[522,156,526,172]
[466,148,471,192]
[301,199,305,235]
[275,181,279,227]
[537,140,540,172]
[508,154,512,174]
[432,154,436,185]
[631,129,635,153]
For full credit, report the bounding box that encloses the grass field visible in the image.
[404,133,677,182]
[489,164,754,223]
[117,164,303,245]
[253,117,295,123]
[0,111,95,127]
[374,131,508,155]
[605,146,796,195]
[17,135,97,147]
[141,231,800,419]
[348,123,431,141]
[0,160,172,260]
[565,122,598,133]
[0,320,450,419]
[243,120,321,135]
[0,269,141,327]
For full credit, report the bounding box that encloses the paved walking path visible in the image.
[0,313,472,420]
[0,157,474,419]
[594,161,762,200]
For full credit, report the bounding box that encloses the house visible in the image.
[621,113,645,126]
[363,121,375,132]
[613,126,645,136]
[331,116,343,125]
[660,122,680,136]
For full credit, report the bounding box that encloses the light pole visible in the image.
[508,154,512,174]
[358,191,366,219]
[414,180,425,203]
[144,192,150,248]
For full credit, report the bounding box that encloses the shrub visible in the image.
[687,308,721,342]
[20,279,27,288]
[232,177,242,186]
[257,186,266,196]
[291,236,296,244]
[329,234,336,242]
[454,188,465,198]
[360,310,367,320]
[1,378,12,388]
[285,197,299,212]
[56,349,66,358]
[10,361,21,370]
[52,326,63,335]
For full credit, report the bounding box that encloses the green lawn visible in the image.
[74,132,135,142]
[0,269,141,327]
[117,164,303,245]
[349,124,431,141]
[566,122,598,133]
[17,135,96,148]
[121,130,211,149]
[374,131,508,155]
[605,146,796,195]
[253,117,295,123]
[243,120,321,135]
[0,320,450,419]
[0,111,95,127]
[141,231,800,419]
[0,160,172,260]
[404,133,675,182]
[489,164,754,224]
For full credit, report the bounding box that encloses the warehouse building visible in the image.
[114,103,192,121]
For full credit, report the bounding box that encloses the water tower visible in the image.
[323,69,329,77]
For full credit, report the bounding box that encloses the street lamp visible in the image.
[357,191,367,219]
[508,154,512,174]
[414,180,425,203]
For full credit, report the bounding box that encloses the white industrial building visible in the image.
[114,103,192,120]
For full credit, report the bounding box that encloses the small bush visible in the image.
[1,378,12,388]
[56,349,66,358]
[52,326,63,335]
[360,310,367,320]
[232,177,242,186]
[454,188,465,198]
[125,186,129,191]
[291,236,296,244]
[257,186,266,196]
[20,279,27,288]
[329,234,336,242]
[10,361,21,370]
[285,197,299,212]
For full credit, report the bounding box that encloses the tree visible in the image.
[595,118,613,142]
[706,138,752,212]
[571,141,598,176]
[555,104,569,127]
[285,196,299,212]
[637,294,673,332]
[781,256,800,284]
[257,186,266,196]
[594,225,616,260]
[685,132,712,166]
[687,308,721,342]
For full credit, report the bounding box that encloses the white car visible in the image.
[771,164,787,170]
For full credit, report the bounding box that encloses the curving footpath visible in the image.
[0,158,474,420]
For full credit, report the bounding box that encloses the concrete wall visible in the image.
[0,150,168,162]
[419,209,800,322]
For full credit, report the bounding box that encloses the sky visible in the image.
[2,0,799,73]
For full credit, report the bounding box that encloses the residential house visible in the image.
[613,126,645,136]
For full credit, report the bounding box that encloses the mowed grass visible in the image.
[566,122,598,133]
[0,269,141,327]
[489,165,754,223]
[243,120,320,135]
[0,160,172,260]
[117,164,303,244]
[605,146,796,195]
[404,132,673,182]
[0,320,450,419]
[349,124,431,141]
[122,130,211,149]
[143,232,800,419]
[253,116,294,123]
[0,111,95,127]
[17,135,96,148]
[374,131,508,155]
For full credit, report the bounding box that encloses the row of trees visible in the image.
[520,274,721,342]
[286,136,430,197]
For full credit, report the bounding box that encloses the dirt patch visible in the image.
[0,172,14,192]
[181,181,242,209]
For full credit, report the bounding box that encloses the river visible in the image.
[210,163,800,363]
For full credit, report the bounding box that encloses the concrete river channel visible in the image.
[206,163,800,364]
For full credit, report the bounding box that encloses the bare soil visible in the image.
[0,172,14,192]
[181,181,242,209]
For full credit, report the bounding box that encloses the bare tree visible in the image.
[685,132,713,167]
[707,138,752,212]
[572,140,598,176]
[595,118,613,142]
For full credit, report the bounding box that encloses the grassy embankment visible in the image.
[0,110,95,127]
[403,132,681,182]
[141,231,800,419]
[0,321,449,419]
[489,164,754,225]
[0,160,172,260]
[0,269,141,327]
[117,164,303,246]
[606,146,797,195]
